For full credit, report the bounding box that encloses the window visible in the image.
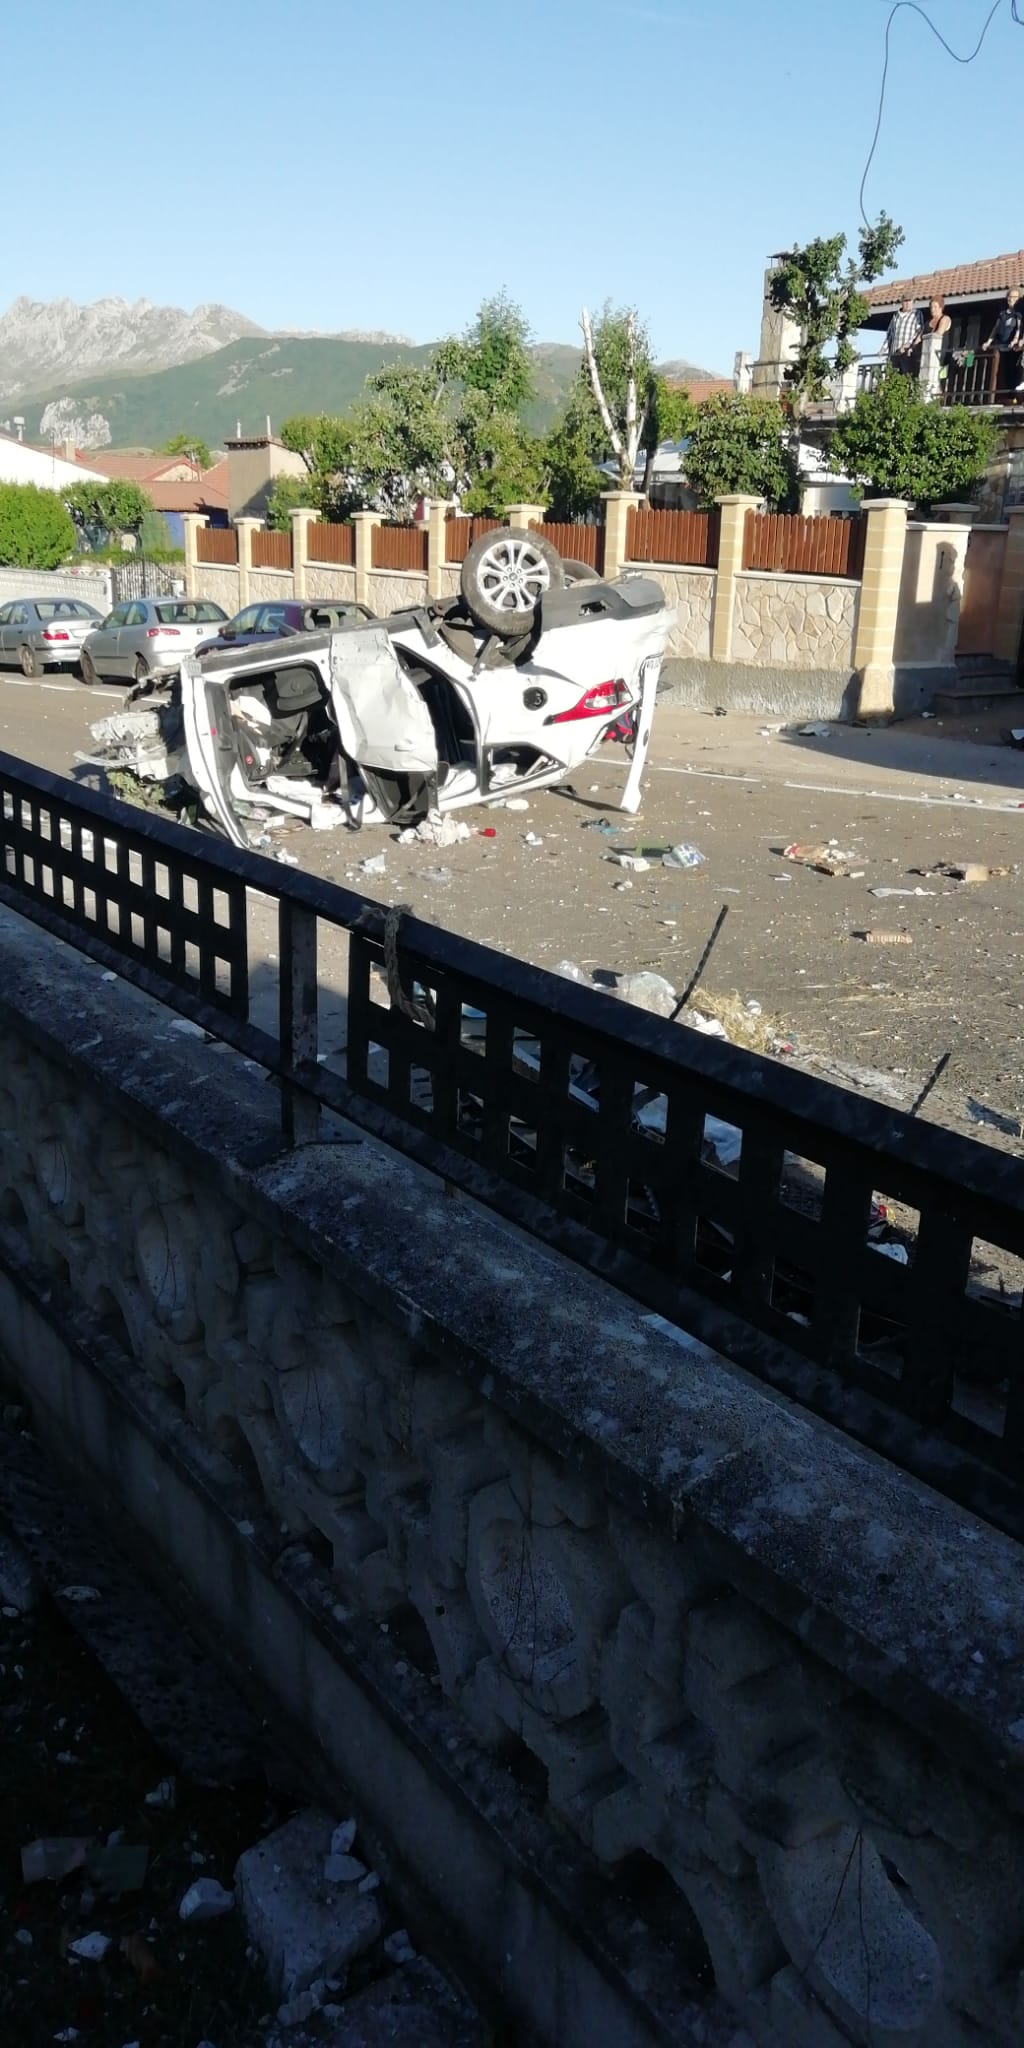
[257,605,291,633]
[154,601,225,625]
[0,606,11,625]
[9,605,28,626]
[230,607,261,633]
[106,606,131,628]
[124,604,148,627]
[35,600,96,621]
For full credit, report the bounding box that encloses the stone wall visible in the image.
[190,564,242,613]
[642,566,714,658]
[0,563,113,610]
[1,913,1023,2047]
[731,573,859,669]
[304,564,358,602]
[366,568,428,615]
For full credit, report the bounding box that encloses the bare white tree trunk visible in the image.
[581,307,649,490]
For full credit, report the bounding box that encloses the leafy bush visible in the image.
[64,480,152,548]
[0,483,75,568]
[683,393,797,508]
[829,372,998,509]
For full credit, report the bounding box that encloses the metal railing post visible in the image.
[278,898,320,1147]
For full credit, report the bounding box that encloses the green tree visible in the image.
[641,377,697,492]
[279,413,355,482]
[828,371,997,510]
[435,294,543,515]
[266,472,318,531]
[542,390,608,520]
[162,432,213,470]
[0,483,75,569]
[433,292,535,415]
[581,302,656,488]
[64,480,152,549]
[769,213,904,412]
[683,392,796,508]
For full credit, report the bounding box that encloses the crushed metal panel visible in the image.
[328,628,437,776]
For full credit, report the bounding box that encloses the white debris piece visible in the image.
[323,1853,366,1885]
[397,809,471,848]
[359,852,386,876]
[235,1810,382,1997]
[330,1820,357,1857]
[179,1877,235,1922]
[606,851,650,872]
[69,1933,112,1962]
[614,971,677,1019]
[59,1585,101,1603]
[144,1777,177,1810]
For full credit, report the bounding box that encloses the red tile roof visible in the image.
[147,460,229,515]
[74,450,193,481]
[864,250,1024,310]
[664,377,734,404]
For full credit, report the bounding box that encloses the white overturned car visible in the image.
[86,528,674,844]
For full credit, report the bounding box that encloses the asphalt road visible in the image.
[5,665,1024,1146]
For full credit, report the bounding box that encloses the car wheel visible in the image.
[19,643,40,678]
[79,650,98,687]
[560,558,601,583]
[460,527,564,639]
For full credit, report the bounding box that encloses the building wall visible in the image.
[227,443,307,521]
[0,563,112,610]
[0,440,107,490]
[893,523,969,667]
[190,565,242,613]
[731,572,859,668]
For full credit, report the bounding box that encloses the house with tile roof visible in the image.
[67,447,231,544]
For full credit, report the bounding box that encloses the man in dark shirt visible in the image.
[983,288,1022,394]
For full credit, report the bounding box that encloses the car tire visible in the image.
[460,527,564,639]
[134,656,150,686]
[19,643,40,678]
[560,559,600,583]
[79,650,98,687]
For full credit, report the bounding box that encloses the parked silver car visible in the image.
[80,598,228,687]
[0,596,104,676]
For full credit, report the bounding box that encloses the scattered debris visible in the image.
[330,1819,358,1857]
[931,860,1009,884]
[397,809,472,848]
[274,849,299,866]
[179,1876,235,1922]
[613,971,678,1019]
[784,841,865,877]
[662,842,705,871]
[417,865,453,886]
[797,722,832,737]
[59,1585,101,1604]
[612,879,633,891]
[384,1929,418,1965]
[869,886,935,899]
[68,1932,113,1963]
[581,818,620,836]
[234,1810,382,1998]
[358,852,387,877]
[871,1241,909,1264]
[856,930,913,945]
[606,851,650,872]
[144,1775,177,1810]
[523,831,544,847]
[501,797,530,811]
[21,1838,91,1884]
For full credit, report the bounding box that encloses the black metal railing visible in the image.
[2,752,1023,1535]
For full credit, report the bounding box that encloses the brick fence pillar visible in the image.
[851,498,910,719]
[351,511,381,608]
[711,494,761,662]
[601,491,642,580]
[235,518,262,608]
[289,508,318,600]
[994,503,1024,665]
[182,514,207,600]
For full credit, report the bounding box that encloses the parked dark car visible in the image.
[196,598,371,658]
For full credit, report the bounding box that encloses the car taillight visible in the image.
[546,678,629,724]
[42,629,70,642]
[147,626,181,638]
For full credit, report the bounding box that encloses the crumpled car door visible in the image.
[327,627,437,775]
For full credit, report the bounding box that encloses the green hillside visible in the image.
[20,333,723,452]
[19,333,582,450]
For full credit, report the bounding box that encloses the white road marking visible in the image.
[41,683,75,693]
[652,761,1024,817]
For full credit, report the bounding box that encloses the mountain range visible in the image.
[0,297,723,453]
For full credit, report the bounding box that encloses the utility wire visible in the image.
[860,1,1017,225]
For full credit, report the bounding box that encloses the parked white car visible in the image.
[80,598,228,687]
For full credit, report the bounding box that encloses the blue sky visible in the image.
[9,0,1024,368]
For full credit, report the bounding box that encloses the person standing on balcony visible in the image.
[882,296,924,377]
[982,288,1022,392]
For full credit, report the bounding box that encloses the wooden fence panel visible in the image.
[743,510,865,579]
[530,522,602,571]
[444,516,503,563]
[196,527,238,565]
[306,522,355,566]
[251,529,292,571]
[372,524,429,572]
[625,506,719,568]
